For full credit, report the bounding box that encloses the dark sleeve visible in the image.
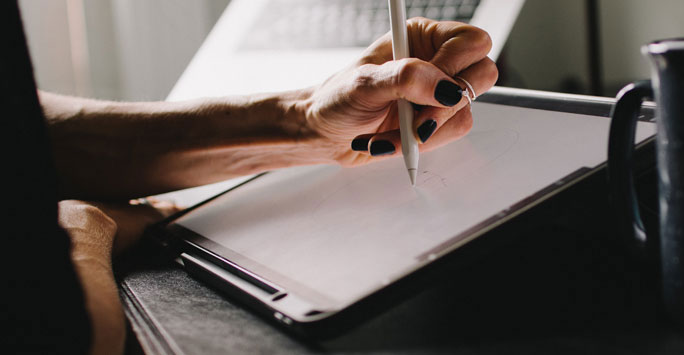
[1,1,91,353]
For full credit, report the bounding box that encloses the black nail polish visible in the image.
[351,137,370,151]
[417,119,437,143]
[370,140,395,156]
[434,80,463,107]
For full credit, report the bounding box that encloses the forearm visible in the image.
[72,256,125,355]
[40,19,496,200]
[40,90,333,200]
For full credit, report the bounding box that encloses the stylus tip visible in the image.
[408,169,417,187]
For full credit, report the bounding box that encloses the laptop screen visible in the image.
[168,0,524,100]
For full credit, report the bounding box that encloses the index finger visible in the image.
[359,18,492,74]
[407,18,493,76]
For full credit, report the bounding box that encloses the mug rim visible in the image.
[644,37,684,54]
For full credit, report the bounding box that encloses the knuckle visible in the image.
[80,205,116,230]
[428,108,455,127]
[59,199,83,209]
[58,200,118,235]
[463,112,474,132]
[408,17,437,39]
[394,58,422,90]
[457,110,474,136]
[482,59,499,86]
[459,25,492,53]
[351,64,377,91]
[407,16,430,24]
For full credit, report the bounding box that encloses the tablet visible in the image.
[161,101,655,337]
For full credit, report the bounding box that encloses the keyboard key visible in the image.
[458,4,476,18]
[426,6,442,19]
[408,7,424,19]
[442,6,458,19]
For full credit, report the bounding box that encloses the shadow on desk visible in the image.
[320,229,668,353]
[118,169,684,355]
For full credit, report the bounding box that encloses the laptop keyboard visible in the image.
[242,0,481,50]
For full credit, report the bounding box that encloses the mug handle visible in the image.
[607,80,653,252]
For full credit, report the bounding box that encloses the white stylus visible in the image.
[388,0,419,186]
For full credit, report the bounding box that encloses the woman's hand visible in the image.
[305,17,498,166]
[42,19,497,200]
[58,199,179,355]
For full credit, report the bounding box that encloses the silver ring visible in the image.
[454,76,477,101]
[463,91,473,107]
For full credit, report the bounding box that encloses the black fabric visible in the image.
[1,1,91,353]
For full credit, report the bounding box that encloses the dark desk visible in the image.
[119,87,683,354]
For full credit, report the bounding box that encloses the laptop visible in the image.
[167,0,525,100]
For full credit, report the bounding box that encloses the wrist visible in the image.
[222,87,320,146]
[255,87,319,145]
[58,200,117,262]
[208,88,338,167]
[268,87,342,165]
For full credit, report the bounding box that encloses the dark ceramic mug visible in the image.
[608,38,684,322]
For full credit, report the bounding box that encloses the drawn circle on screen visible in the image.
[312,129,520,217]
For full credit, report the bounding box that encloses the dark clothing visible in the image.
[2,1,91,353]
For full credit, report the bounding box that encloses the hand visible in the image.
[40,19,496,198]
[95,198,180,254]
[57,199,179,355]
[59,198,180,256]
[305,18,498,166]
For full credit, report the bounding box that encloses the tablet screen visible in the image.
[173,102,655,310]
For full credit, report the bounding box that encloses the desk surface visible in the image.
[120,262,683,355]
[119,88,681,355]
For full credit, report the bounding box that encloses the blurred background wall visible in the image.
[18,0,684,101]
[501,0,684,95]
[18,0,230,101]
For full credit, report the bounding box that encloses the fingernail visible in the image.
[370,140,395,156]
[351,137,370,151]
[434,80,463,107]
[417,119,437,143]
